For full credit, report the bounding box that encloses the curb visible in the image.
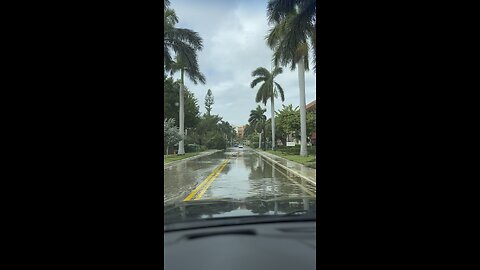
[253,149,316,186]
[164,150,221,169]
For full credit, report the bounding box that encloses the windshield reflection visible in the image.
[164,196,316,224]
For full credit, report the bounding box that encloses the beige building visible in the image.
[236,125,246,139]
[306,100,316,111]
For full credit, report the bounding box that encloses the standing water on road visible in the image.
[164,148,315,204]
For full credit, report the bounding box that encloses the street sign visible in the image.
[286,142,296,147]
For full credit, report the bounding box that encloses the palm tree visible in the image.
[164,4,205,155]
[170,53,206,155]
[248,106,267,149]
[266,0,316,157]
[250,66,284,151]
[164,6,203,73]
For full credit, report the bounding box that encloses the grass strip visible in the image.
[164,151,205,164]
[265,150,316,168]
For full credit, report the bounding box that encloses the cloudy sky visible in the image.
[169,0,316,127]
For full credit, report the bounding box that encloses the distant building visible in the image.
[236,125,246,139]
[306,100,316,111]
[306,100,316,145]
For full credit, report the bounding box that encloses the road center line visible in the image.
[194,159,230,200]
[183,159,228,202]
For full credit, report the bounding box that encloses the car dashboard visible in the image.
[164,220,316,270]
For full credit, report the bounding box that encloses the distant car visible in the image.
[234,144,239,147]
[238,145,243,148]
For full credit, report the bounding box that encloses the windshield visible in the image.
[164,0,317,228]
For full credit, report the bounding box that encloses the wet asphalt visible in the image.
[164,147,316,204]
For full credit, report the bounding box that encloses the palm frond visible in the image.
[271,66,283,77]
[166,27,203,51]
[251,67,271,78]
[164,8,178,26]
[185,67,206,85]
[266,1,315,71]
[250,77,266,88]
[265,79,274,101]
[168,43,196,73]
[255,84,266,104]
[297,0,316,25]
[309,24,316,72]
[274,82,285,102]
[265,17,289,49]
[266,0,298,24]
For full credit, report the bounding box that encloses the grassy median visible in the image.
[164,152,204,164]
[265,146,316,168]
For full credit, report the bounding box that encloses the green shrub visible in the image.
[185,144,198,153]
[206,134,226,150]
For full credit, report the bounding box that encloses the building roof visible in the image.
[306,100,316,111]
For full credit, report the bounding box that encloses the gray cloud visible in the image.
[170,0,316,127]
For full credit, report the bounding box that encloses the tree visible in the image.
[276,104,300,142]
[195,114,222,146]
[250,66,284,151]
[164,118,182,155]
[169,50,206,155]
[306,111,316,139]
[266,0,316,156]
[275,104,315,145]
[192,115,233,150]
[164,3,205,155]
[204,89,214,115]
[249,106,267,149]
[218,120,235,146]
[164,75,201,129]
[244,123,254,137]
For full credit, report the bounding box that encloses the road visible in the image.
[164,147,316,204]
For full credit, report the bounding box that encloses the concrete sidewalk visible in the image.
[164,150,221,169]
[253,149,316,185]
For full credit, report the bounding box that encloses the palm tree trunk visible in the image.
[298,56,308,157]
[271,98,275,151]
[178,68,185,155]
[258,131,262,149]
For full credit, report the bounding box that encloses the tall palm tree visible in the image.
[164,4,206,155]
[266,0,316,157]
[249,106,267,149]
[170,53,206,155]
[250,66,284,151]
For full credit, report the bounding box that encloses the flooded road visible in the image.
[164,147,316,204]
